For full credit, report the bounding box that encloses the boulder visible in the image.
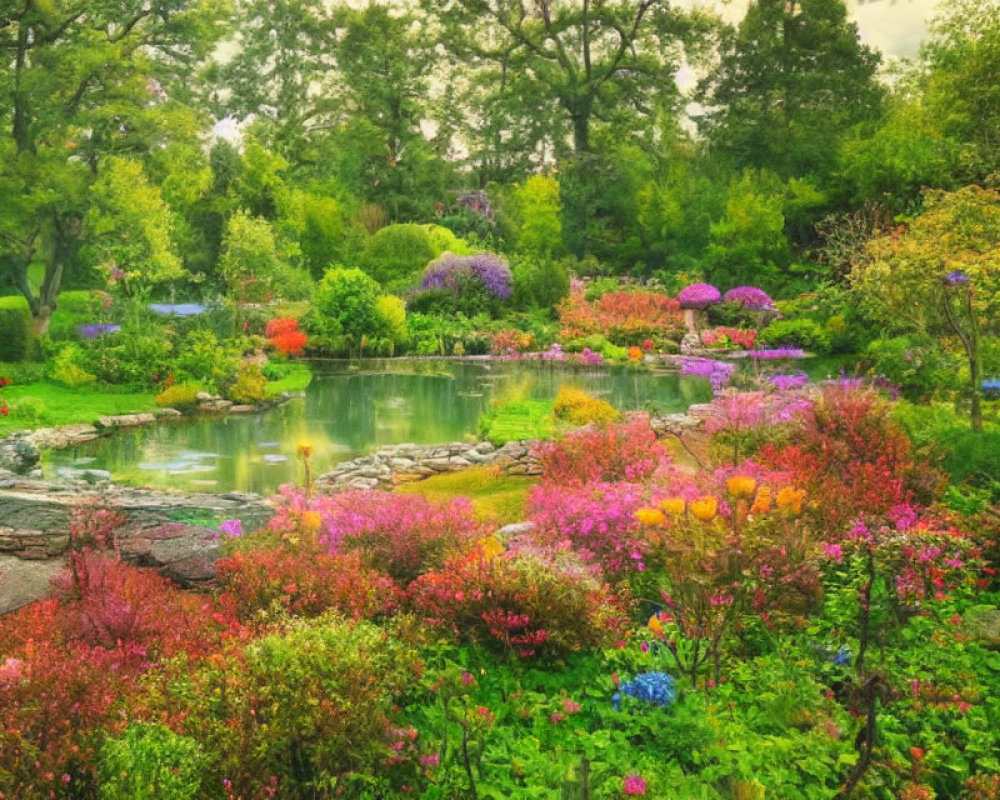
[0,433,40,475]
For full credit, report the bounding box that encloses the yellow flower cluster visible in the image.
[476,535,505,562]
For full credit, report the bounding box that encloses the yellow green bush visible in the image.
[553,385,620,427]
[225,365,267,405]
[155,384,201,411]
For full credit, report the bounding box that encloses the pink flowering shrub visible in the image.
[269,488,485,585]
[407,539,627,658]
[528,482,651,575]
[703,389,814,462]
[534,415,671,487]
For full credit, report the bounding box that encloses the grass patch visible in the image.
[0,381,157,434]
[479,398,556,444]
[264,361,313,397]
[395,466,535,526]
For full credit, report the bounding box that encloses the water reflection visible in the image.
[43,359,712,494]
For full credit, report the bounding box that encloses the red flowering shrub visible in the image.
[558,288,684,346]
[0,564,229,798]
[758,385,942,527]
[265,317,308,356]
[534,414,671,487]
[216,545,400,623]
[268,488,485,586]
[408,538,627,657]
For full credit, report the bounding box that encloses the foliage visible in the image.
[155,384,201,412]
[85,158,185,292]
[225,365,267,406]
[265,318,308,357]
[866,336,955,400]
[98,724,203,800]
[268,488,485,587]
[408,539,627,658]
[558,286,685,347]
[760,318,832,353]
[0,296,33,361]
[534,415,671,487]
[360,223,438,290]
[414,252,513,318]
[216,544,399,625]
[509,175,564,259]
[553,385,620,427]
[850,186,1000,430]
[49,343,98,388]
[479,398,557,445]
[308,267,383,353]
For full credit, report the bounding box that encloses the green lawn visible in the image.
[395,466,535,526]
[0,381,158,434]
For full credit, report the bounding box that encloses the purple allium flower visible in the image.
[945,270,969,285]
[768,372,809,391]
[748,348,807,360]
[78,323,121,339]
[679,356,736,392]
[677,282,721,309]
[723,286,774,310]
[420,253,512,299]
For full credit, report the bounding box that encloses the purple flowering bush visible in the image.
[677,283,721,309]
[678,356,737,392]
[723,286,774,310]
[410,253,513,318]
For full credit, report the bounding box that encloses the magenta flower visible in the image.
[678,282,721,309]
[624,774,647,795]
[218,519,243,539]
[723,285,774,310]
[822,543,844,563]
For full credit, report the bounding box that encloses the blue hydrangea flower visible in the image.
[616,672,676,708]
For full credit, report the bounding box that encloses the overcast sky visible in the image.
[683,0,941,59]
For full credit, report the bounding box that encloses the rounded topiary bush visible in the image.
[0,296,33,361]
[360,223,437,290]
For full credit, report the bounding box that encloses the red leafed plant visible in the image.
[533,414,673,487]
[557,288,684,346]
[265,317,308,356]
[407,537,627,658]
[216,545,400,624]
[0,503,231,798]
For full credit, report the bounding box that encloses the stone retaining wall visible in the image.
[315,439,542,492]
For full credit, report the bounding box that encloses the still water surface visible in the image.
[45,359,711,494]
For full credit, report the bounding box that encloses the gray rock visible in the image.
[0,433,40,475]
[96,413,156,429]
[0,554,63,614]
[494,521,536,541]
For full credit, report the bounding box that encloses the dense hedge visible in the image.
[0,295,33,361]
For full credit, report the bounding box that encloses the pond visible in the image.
[44,359,713,495]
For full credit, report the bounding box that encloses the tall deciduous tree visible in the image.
[0,0,228,330]
[220,0,335,153]
[425,0,712,256]
[697,0,883,182]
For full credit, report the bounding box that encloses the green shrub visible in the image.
[375,294,407,349]
[225,364,267,405]
[98,724,203,800]
[174,330,240,391]
[47,290,106,342]
[480,398,556,444]
[155,384,201,411]
[583,277,621,303]
[511,256,570,310]
[89,333,173,389]
[308,267,383,354]
[49,343,97,387]
[866,335,953,400]
[5,396,46,426]
[0,296,33,361]
[360,223,436,290]
[174,616,419,796]
[760,318,832,353]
